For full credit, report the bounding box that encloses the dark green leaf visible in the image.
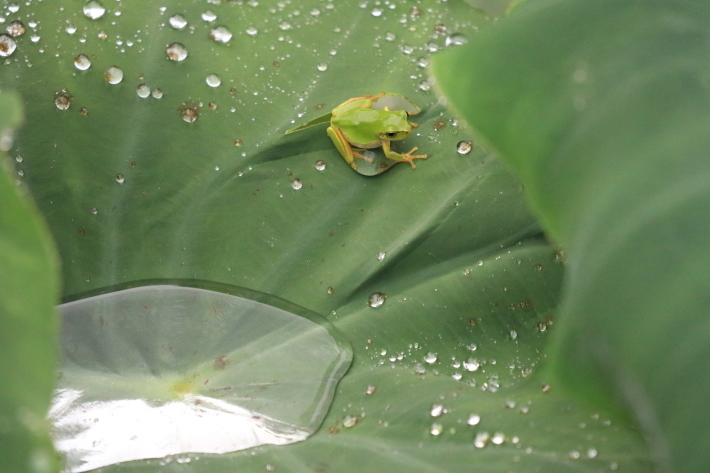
[0,91,60,473]
[432,0,710,471]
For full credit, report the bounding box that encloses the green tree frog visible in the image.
[287,93,427,171]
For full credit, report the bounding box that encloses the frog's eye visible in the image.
[384,131,399,138]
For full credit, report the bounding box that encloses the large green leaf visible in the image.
[0,90,60,473]
[1,0,652,471]
[433,0,710,472]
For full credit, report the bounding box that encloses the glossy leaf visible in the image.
[0,1,652,471]
[0,90,60,473]
[432,0,710,472]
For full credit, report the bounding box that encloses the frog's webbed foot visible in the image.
[385,146,427,169]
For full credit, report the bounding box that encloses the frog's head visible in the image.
[378,110,412,141]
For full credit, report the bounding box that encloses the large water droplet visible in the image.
[424,352,437,364]
[166,42,188,61]
[201,10,217,22]
[430,404,445,417]
[474,431,490,448]
[50,285,352,473]
[210,26,232,43]
[83,1,106,20]
[371,7,383,17]
[206,74,221,87]
[456,140,473,155]
[368,292,386,308]
[0,34,17,57]
[467,413,481,426]
[316,63,328,72]
[491,432,505,445]
[291,179,303,190]
[169,14,187,29]
[6,20,25,37]
[136,84,150,98]
[445,33,468,47]
[463,358,480,372]
[315,160,326,171]
[54,90,72,110]
[74,54,91,71]
[103,66,123,84]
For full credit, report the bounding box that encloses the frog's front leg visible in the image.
[327,126,374,170]
[381,140,428,169]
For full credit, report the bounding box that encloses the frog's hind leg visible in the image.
[327,126,373,169]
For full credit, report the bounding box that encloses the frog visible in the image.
[286,93,427,171]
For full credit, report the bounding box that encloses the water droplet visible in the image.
[315,160,326,171]
[166,43,188,61]
[6,20,25,37]
[206,74,221,87]
[467,343,477,351]
[234,139,244,146]
[343,415,358,428]
[400,44,414,55]
[52,286,352,471]
[0,34,17,57]
[430,404,445,417]
[417,57,429,68]
[413,363,426,374]
[384,32,396,41]
[467,414,481,426]
[115,174,125,184]
[74,54,91,70]
[425,41,438,52]
[587,448,598,459]
[266,464,275,471]
[429,422,443,436]
[418,80,431,91]
[104,66,123,84]
[54,90,72,110]
[278,21,292,31]
[368,292,386,308]
[371,7,383,17]
[365,385,376,395]
[169,14,187,29]
[445,33,467,47]
[151,88,164,99]
[541,384,551,393]
[456,140,473,155]
[83,1,106,20]
[377,252,386,261]
[201,10,217,22]
[7,4,20,13]
[491,432,505,445]
[91,208,98,215]
[79,107,88,116]
[326,287,334,295]
[66,24,77,35]
[15,155,22,163]
[180,105,199,123]
[291,179,303,190]
[210,26,232,43]
[569,451,581,460]
[452,372,462,380]
[463,358,479,372]
[424,352,437,364]
[136,84,150,98]
[310,8,321,16]
[316,63,328,71]
[474,431,490,448]
[246,26,258,36]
